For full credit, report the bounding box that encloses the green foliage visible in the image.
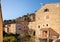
[24,33,31,40]
[3,36,17,42]
[19,31,35,42]
[3,31,19,42]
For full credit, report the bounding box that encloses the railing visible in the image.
[40,36,47,39]
[40,36,58,40]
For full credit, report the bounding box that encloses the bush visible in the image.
[3,36,17,42]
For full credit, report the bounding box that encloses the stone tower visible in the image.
[0,0,3,42]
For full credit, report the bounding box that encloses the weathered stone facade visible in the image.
[4,23,17,34]
[28,3,60,42]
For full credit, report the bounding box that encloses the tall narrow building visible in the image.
[0,0,3,42]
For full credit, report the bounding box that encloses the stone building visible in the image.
[16,13,35,34]
[3,20,21,34]
[3,13,35,34]
[16,13,35,42]
[4,22,17,34]
[28,3,60,42]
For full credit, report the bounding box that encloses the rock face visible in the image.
[0,2,3,42]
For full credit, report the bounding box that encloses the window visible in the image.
[19,28,21,30]
[33,17,35,20]
[24,18,26,21]
[7,28,9,33]
[33,31,35,36]
[44,8,49,12]
[46,24,48,26]
[38,25,40,28]
[43,25,44,26]
[24,27,25,28]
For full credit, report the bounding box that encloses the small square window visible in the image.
[46,24,48,26]
[33,31,35,36]
[43,25,44,26]
[19,28,21,30]
[38,25,40,28]
[44,8,49,12]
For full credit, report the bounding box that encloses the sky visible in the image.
[1,0,60,20]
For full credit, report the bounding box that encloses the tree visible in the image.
[3,32,19,42]
[3,36,17,42]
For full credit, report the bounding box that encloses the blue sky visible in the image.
[1,0,60,20]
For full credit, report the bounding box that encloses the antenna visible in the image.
[40,3,45,7]
[40,3,43,6]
